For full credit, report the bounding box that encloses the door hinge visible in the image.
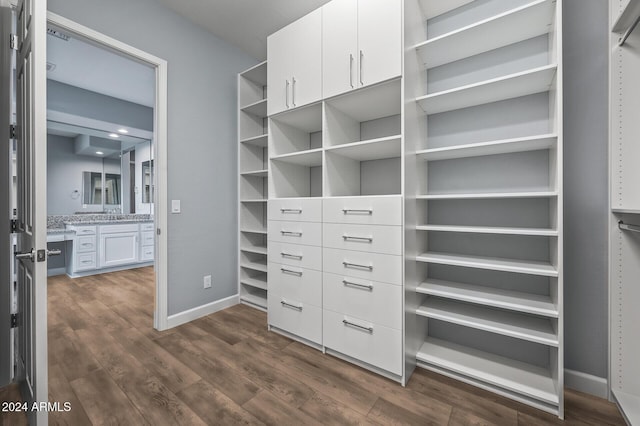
[9,34,18,51]
[10,219,18,233]
[157,228,161,236]
[10,314,17,328]
[9,125,16,139]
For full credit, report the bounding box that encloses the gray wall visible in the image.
[563,0,609,379]
[48,0,256,315]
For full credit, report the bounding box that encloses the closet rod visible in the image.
[619,221,640,233]
[618,14,640,46]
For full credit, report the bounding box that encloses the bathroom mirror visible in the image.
[82,171,103,205]
[142,160,153,203]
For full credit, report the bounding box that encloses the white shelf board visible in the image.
[612,0,640,32]
[241,246,267,255]
[241,199,268,203]
[240,169,268,178]
[416,65,557,115]
[271,149,323,167]
[612,388,640,426]
[612,208,640,215]
[240,277,268,291]
[417,279,558,318]
[325,135,402,162]
[271,102,322,133]
[241,99,268,118]
[417,134,557,161]
[240,292,268,309]
[240,134,268,148]
[418,0,475,20]
[415,0,555,69]
[240,261,268,273]
[417,338,559,405]
[327,78,401,122]
[240,60,267,86]
[416,252,558,277]
[240,228,267,235]
[418,191,557,200]
[417,224,558,237]
[416,298,558,346]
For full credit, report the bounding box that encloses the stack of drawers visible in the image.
[322,196,403,377]
[140,223,155,261]
[69,225,98,272]
[267,199,323,345]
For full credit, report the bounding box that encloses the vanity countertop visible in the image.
[47,214,153,232]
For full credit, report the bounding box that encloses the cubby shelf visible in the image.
[240,292,268,310]
[241,246,268,255]
[417,191,558,200]
[325,135,401,161]
[241,261,268,273]
[612,208,640,215]
[417,134,557,162]
[414,0,555,69]
[240,169,269,178]
[418,0,475,20]
[612,0,640,32]
[326,78,401,122]
[241,199,268,203]
[240,60,268,86]
[240,134,268,148]
[416,298,558,346]
[240,277,268,291]
[417,224,558,237]
[416,65,557,115]
[417,279,558,318]
[416,252,558,277]
[240,228,267,235]
[241,99,268,118]
[416,338,559,405]
[271,149,323,166]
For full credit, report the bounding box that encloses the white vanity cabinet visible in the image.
[140,222,155,262]
[67,225,98,273]
[99,224,140,268]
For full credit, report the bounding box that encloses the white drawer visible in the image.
[268,242,322,271]
[100,224,139,234]
[269,198,322,222]
[268,263,322,306]
[141,246,154,261]
[74,252,97,271]
[268,220,322,247]
[76,236,97,253]
[323,223,402,256]
[323,273,402,330]
[268,292,322,345]
[323,196,402,225]
[140,223,155,232]
[323,248,402,286]
[141,231,155,247]
[70,226,96,236]
[323,310,402,376]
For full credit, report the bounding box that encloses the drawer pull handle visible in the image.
[281,252,303,260]
[281,301,303,311]
[342,280,373,291]
[343,319,373,334]
[281,231,303,237]
[281,268,303,277]
[280,209,302,214]
[81,260,93,264]
[81,243,93,247]
[343,261,373,271]
[342,209,372,215]
[342,235,373,243]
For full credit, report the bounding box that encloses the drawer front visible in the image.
[268,198,322,222]
[140,223,155,232]
[323,248,402,286]
[268,242,322,271]
[141,246,155,261]
[323,310,402,376]
[76,236,97,253]
[141,231,155,247]
[268,293,322,345]
[323,196,402,225]
[100,224,139,234]
[70,226,96,236]
[74,252,97,272]
[268,263,322,306]
[323,273,402,330]
[268,220,322,247]
[323,223,402,256]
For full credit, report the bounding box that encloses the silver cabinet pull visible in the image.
[281,230,302,237]
[81,243,93,247]
[343,319,373,333]
[292,77,296,107]
[280,208,302,214]
[343,261,373,271]
[281,268,303,277]
[81,260,93,264]
[281,300,303,311]
[47,249,62,257]
[342,280,373,291]
[342,209,372,215]
[349,53,354,88]
[281,252,303,260]
[285,80,290,109]
[359,50,364,85]
[342,235,373,243]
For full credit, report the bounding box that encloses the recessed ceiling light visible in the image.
[109,133,119,138]
[117,128,129,134]
[96,151,104,155]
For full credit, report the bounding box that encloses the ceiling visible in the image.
[153,0,332,60]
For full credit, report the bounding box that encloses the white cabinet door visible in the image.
[267,27,291,115]
[99,232,139,268]
[357,0,402,88]
[289,8,323,109]
[322,0,358,99]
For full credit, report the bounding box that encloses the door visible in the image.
[289,9,322,109]
[357,0,402,88]
[322,0,358,99]
[267,27,291,116]
[14,0,48,424]
[99,231,139,268]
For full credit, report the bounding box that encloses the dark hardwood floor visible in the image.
[0,267,627,425]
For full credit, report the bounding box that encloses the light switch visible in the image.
[171,200,181,214]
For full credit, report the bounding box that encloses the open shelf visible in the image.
[417,134,557,162]
[325,135,401,161]
[417,279,558,318]
[417,224,557,237]
[241,246,267,256]
[240,134,268,148]
[241,199,267,204]
[240,291,268,310]
[240,61,267,87]
[417,252,557,277]
[418,191,557,200]
[416,338,558,406]
[612,0,640,33]
[240,228,267,235]
[612,389,640,426]
[418,0,475,20]
[240,261,268,273]
[271,149,322,167]
[415,0,555,69]
[612,208,640,215]
[241,99,268,118]
[416,65,557,115]
[416,298,558,346]
[240,169,268,178]
[241,276,268,291]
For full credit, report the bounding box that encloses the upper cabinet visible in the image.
[323,0,402,99]
[268,9,323,116]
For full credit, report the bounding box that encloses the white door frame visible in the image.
[46,12,170,331]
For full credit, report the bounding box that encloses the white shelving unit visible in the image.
[238,61,268,311]
[405,0,564,417]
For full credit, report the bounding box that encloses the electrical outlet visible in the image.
[203,275,212,289]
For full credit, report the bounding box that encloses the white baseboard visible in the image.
[166,294,239,329]
[565,369,608,399]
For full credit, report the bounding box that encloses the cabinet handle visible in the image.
[281,230,302,237]
[81,260,93,264]
[342,209,373,215]
[342,235,373,243]
[350,54,354,88]
[281,252,303,260]
[281,267,303,277]
[343,261,373,271]
[286,80,290,109]
[280,208,302,214]
[342,280,373,291]
[281,300,303,311]
[81,243,92,247]
[292,77,296,107]
[343,319,373,334]
[360,50,364,86]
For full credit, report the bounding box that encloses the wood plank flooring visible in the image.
[0,267,627,425]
